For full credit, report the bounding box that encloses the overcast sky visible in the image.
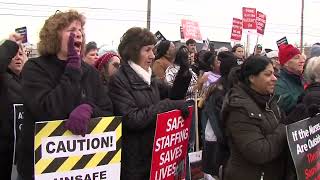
[1,0,319,52]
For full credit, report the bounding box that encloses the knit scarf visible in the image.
[128,61,152,85]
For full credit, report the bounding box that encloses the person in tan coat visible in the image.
[152,40,175,81]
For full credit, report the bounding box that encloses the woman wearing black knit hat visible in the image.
[152,40,175,81]
[83,41,99,66]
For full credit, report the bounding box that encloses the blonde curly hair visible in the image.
[38,10,86,56]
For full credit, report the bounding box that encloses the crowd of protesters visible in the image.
[1,9,320,180]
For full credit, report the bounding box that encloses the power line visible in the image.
[0,12,148,22]
[2,1,318,31]
[0,1,147,12]
[2,8,320,38]
[0,12,314,36]
[0,6,147,18]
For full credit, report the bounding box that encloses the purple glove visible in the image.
[64,104,93,136]
[66,33,81,70]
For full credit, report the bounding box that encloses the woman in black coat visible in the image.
[222,56,287,180]
[17,10,113,179]
[108,27,191,180]
[0,34,22,180]
[286,56,320,123]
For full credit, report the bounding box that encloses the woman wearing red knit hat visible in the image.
[275,44,305,114]
[95,51,121,85]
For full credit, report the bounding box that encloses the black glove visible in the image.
[307,104,320,117]
[297,93,305,104]
[169,68,192,100]
[180,58,190,72]
[177,101,190,119]
[283,104,307,125]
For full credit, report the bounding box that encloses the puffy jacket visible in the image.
[222,83,287,180]
[108,64,189,180]
[275,69,304,114]
[17,55,113,179]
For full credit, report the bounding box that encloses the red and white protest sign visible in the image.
[242,7,256,29]
[256,11,266,35]
[230,18,243,41]
[181,19,202,41]
[150,107,193,180]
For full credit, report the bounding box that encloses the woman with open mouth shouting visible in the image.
[16,10,113,179]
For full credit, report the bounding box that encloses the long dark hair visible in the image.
[155,40,171,60]
[199,51,217,72]
[239,55,272,86]
[174,45,189,67]
[205,52,239,99]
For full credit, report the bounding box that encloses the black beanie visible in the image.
[85,41,97,55]
[218,51,238,77]
[155,40,171,60]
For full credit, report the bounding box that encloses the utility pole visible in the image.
[300,0,304,52]
[246,33,250,58]
[147,0,151,30]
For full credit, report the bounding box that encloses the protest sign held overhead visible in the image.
[181,19,202,41]
[242,7,256,29]
[286,116,320,180]
[256,11,266,35]
[277,36,289,48]
[15,26,28,43]
[155,31,166,42]
[155,31,167,46]
[230,18,243,41]
[34,117,122,180]
[150,107,193,180]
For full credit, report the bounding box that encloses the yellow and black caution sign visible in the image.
[34,117,122,180]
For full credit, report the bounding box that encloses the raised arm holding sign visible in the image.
[150,107,193,180]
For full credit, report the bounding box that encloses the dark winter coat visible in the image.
[17,55,113,179]
[201,83,229,176]
[285,82,320,124]
[0,40,19,180]
[222,83,287,180]
[5,69,23,139]
[0,40,19,141]
[302,82,320,107]
[4,69,24,167]
[282,82,320,180]
[108,64,189,180]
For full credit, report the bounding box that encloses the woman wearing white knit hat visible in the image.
[267,50,280,74]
